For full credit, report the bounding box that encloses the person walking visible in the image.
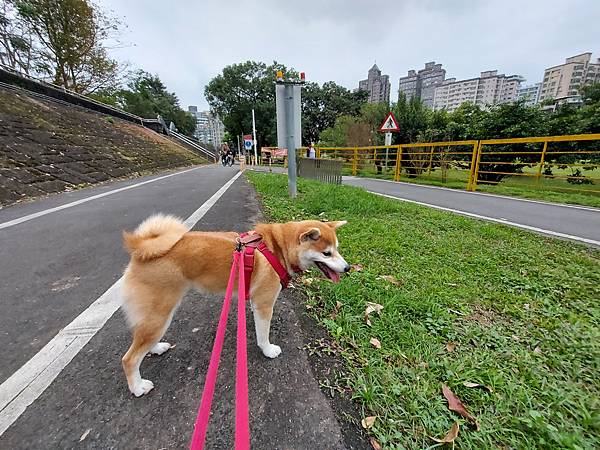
[308,142,316,159]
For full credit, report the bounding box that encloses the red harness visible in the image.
[238,231,292,298]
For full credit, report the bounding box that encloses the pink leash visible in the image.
[189,249,250,450]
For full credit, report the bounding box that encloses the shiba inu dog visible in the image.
[120,214,349,397]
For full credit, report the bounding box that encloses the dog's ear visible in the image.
[326,220,347,229]
[300,227,321,243]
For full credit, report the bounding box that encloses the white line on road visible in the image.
[344,176,600,212]
[369,191,600,247]
[0,170,243,436]
[0,166,204,231]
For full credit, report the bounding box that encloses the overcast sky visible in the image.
[98,0,600,110]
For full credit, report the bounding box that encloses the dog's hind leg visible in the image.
[250,283,282,359]
[121,287,184,397]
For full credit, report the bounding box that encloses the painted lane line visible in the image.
[369,191,600,247]
[0,170,243,436]
[343,176,600,212]
[0,166,205,231]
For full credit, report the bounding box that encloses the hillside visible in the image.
[0,86,206,206]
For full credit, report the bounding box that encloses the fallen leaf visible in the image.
[370,337,381,349]
[431,422,460,443]
[79,429,91,442]
[336,301,343,310]
[365,302,384,316]
[361,416,377,429]
[378,275,402,286]
[351,264,363,272]
[442,384,480,430]
[370,437,382,450]
[462,381,493,393]
[533,346,542,354]
[301,277,314,286]
[446,342,457,353]
[366,317,372,327]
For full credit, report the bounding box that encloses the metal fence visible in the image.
[297,157,342,184]
[317,133,600,197]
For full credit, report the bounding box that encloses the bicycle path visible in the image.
[0,165,365,449]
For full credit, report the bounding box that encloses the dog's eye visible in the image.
[322,251,332,257]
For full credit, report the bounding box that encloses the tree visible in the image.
[119,71,196,136]
[205,61,290,149]
[0,0,38,73]
[302,81,367,144]
[13,0,121,93]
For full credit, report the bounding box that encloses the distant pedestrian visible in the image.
[308,143,316,159]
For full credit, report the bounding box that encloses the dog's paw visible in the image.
[150,342,172,355]
[261,344,282,359]
[130,379,154,397]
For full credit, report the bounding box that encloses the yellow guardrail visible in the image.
[316,134,600,197]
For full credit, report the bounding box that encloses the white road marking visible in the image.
[0,170,243,436]
[0,166,204,231]
[369,191,600,247]
[344,176,600,212]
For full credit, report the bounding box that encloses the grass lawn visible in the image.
[247,172,600,450]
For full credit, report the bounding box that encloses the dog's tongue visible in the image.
[324,265,341,283]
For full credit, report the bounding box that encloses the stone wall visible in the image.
[0,86,206,206]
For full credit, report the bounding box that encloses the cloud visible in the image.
[98,0,600,109]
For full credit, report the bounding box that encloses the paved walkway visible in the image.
[0,165,362,449]
[344,177,600,247]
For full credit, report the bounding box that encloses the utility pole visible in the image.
[275,71,304,198]
[252,109,258,165]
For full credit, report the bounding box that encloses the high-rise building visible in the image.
[398,62,446,108]
[187,106,225,149]
[433,70,523,112]
[539,53,600,105]
[358,64,391,104]
[517,83,542,106]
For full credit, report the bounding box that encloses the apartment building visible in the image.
[358,64,391,104]
[433,70,523,112]
[187,106,224,148]
[398,61,446,108]
[539,53,600,104]
[517,83,542,106]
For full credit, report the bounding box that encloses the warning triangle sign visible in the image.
[378,112,400,132]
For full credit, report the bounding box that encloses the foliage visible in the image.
[8,0,122,94]
[118,71,196,136]
[204,61,290,149]
[302,81,367,144]
[248,172,600,450]
[317,84,600,183]
[205,61,368,148]
[0,0,38,73]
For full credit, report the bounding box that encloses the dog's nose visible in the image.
[344,264,351,273]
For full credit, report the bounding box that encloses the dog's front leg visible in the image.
[251,285,282,358]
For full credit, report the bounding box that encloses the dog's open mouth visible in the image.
[315,261,341,283]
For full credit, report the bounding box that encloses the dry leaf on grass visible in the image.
[301,277,314,286]
[431,422,460,443]
[365,301,384,327]
[442,384,480,430]
[370,337,381,349]
[446,342,457,353]
[377,275,402,286]
[351,264,363,272]
[370,437,382,450]
[463,381,493,393]
[361,416,377,429]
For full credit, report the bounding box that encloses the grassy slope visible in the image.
[247,172,600,450]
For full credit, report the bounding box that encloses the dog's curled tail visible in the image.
[123,214,188,261]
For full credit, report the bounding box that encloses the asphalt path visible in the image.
[344,177,600,246]
[0,165,360,449]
